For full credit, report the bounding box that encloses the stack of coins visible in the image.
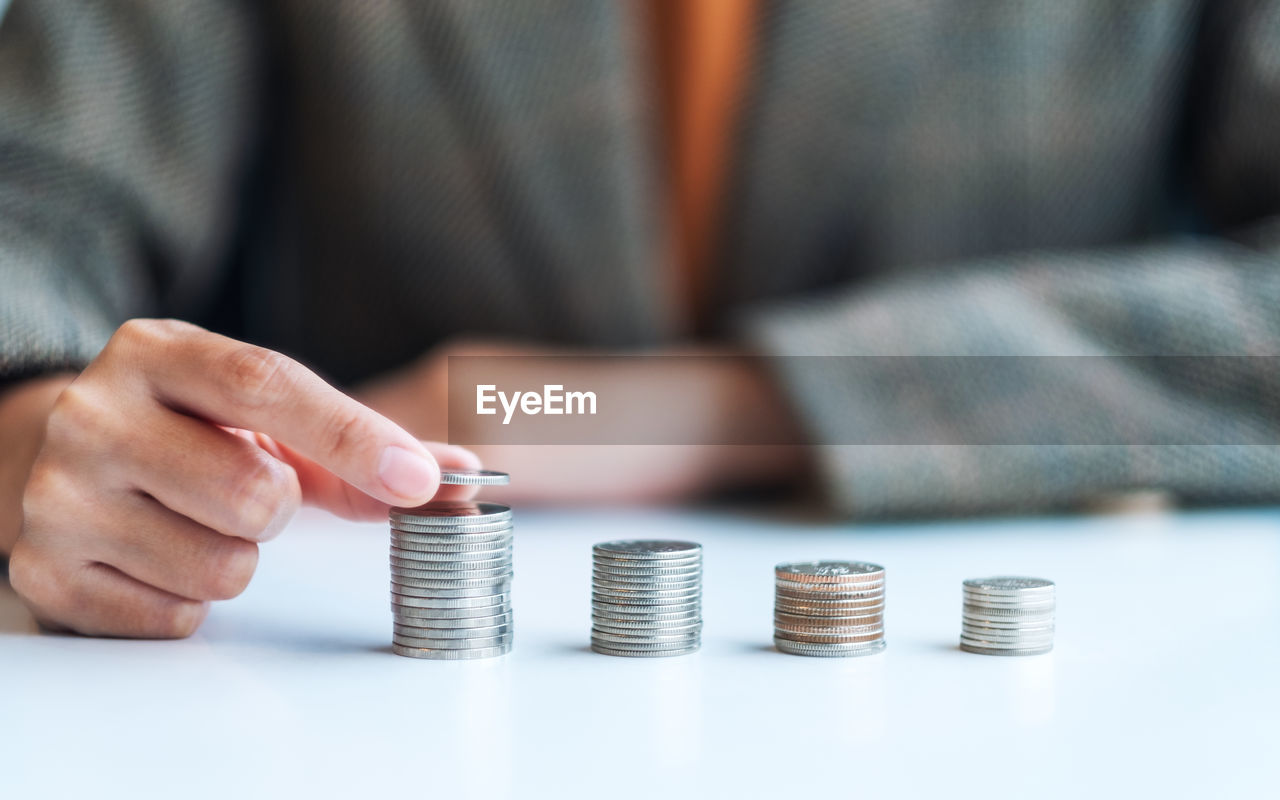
[960,577,1055,656]
[773,561,886,657]
[591,541,702,657]
[389,471,514,660]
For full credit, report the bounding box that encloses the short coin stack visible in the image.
[774,561,886,657]
[390,477,514,660]
[960,576,1055,656]
[591,540,702,657]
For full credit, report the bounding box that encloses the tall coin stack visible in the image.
[390,478,514,660]
[591,540,702,657]
[960,576,1055,656]
[774,561,886,657]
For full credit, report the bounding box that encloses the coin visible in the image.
[391,581,512,598]
[394,603,512,619]
[775,561,885,583]
[438,469,511,486]
[390,547,512,564]
[389,535,514,552]
[959,643,1053,657]
[390,501,513,525]
[774,639,886,657]
[588,560,701,573]
[391,521,515,535]
[393,633,513,649]
[393,612,513,629]
[394,622,512,639]
[590,643,700,658]
[963,576,1055,594]
[392,643,513,660]
[391,592,510,608]
[591,601,701,616]
[593,540,701,559]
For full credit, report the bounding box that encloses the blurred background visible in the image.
[2,0,1279,519]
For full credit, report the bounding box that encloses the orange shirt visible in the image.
[647,0,758,332]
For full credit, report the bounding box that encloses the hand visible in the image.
[356,340,810,505]
[5,319,479,638]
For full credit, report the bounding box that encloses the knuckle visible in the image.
[228,456,294,538]
[203,540,259,600]
[147,600,209,639]
[6,540,46,605]
[320,406,368,464]
[45,382,105,439]
[222,346,295,410]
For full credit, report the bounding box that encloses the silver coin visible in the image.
[394,622,512,639]
[960,635,1056,650]
[959,642,1053,657]
[390,569,512,586]
[390,501,513,525]
[390,581,512,598]
[591,643,700,658]
[776,576,884,592]
[438,469,510,486]
[592,576,701,592]
[960,629,1055,645]
[389,552,509,570]
[392,643,512,660]
[590,603,700,619]
[590,601,701,615]
[775,561,884,583]
[963,576,1054,593]
[591,612,700,624]
[589,628,702,644]
[774,638,887,657]
[774,628,884,643]
[588,583,701,596]
[593,552,702,566]
[591,619,702,635]
[394,612,513,629]
[590,635,701,651]
[394,603,512,619]
[961,614,1054,629]
[391,591,509,608]
[391,560,512,575]
[592,541,701,559]
[960,625,1056,640]
[591,568,700,581]
[392,521,515,535]
[390,547,512,563]
[591,563,703,578]
[393,633,513,649]
[962,602,1056,615]
[389,535,514,552]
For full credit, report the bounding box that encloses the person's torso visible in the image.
[220,0,1204,384]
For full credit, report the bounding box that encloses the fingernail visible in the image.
[379,446,438,500]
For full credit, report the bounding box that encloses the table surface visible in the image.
[3,505,1279,799]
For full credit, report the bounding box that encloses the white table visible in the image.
[3,506,1279,799]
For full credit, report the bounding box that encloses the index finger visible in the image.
[133,321,441,507]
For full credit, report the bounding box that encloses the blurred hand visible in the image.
[4,319,479,638]
[356,340,809,505]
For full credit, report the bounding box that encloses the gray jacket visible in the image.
[1,0,1278,517]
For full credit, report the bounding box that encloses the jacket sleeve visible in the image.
[740,1,1280,518]
[0,0,261,379]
